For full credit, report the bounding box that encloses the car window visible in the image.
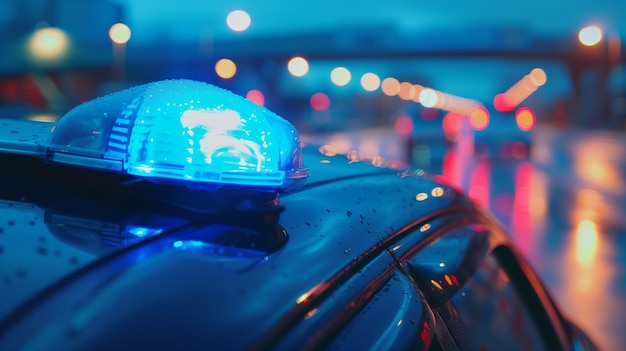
[406,225,549,350]
[451,248,548,351]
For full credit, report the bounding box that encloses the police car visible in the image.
[0,80,597,350]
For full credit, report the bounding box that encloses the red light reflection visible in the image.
[468,159,490,208]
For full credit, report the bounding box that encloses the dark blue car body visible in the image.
[0,143,597,350]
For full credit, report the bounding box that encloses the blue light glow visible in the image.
[46,80,309,192]
[127,226,163,237]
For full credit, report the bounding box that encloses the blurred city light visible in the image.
[109,23,131,44]
[398,82,417,101]
[310,92,330,111]
[226,10,251,32]
[394,114,414,136]
[330,67,351,86]
[412,85,425,102]
[575,219,598,267]
[381,77,400,96]
[442,112,463,136]
[215,58,237,79]
[437,92,481,114]
[246,89,265,106]
[288,56,309,77]
[360,72,380,92]
[419,88,438,108]
[516,107,536,131]
[495,68,547,111]
[578,25,603,46]
[529,68,547,86]
[27,26,70,64]
[469,107,490,130]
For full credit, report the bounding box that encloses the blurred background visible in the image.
[1,1,625,349]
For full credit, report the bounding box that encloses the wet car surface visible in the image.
[0,81,598,350]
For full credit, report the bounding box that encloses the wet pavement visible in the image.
[304,126,626,351]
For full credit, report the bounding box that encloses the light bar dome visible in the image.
[47,80,309,191]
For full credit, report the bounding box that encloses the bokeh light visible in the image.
[27,26,70,63]
[411,85,425,103]
[109,23,131,44]
[330,67,351,86]
[394,114,414,136]
[469,107,490,130]
[288,56,309,77]
[360,72,381,91]
[419,88,439,108]
[398,82,417,101]
[516,107,536,131]
[310,92,330,111]
[494,93,515,112]
[246,89,265,106]
[226,10,251,32]
[381,77,400,96]
[443,112,463,135]
[529,68,547,86]
[215,58,237,79]
[578,25,603,46]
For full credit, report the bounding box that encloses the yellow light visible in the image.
[226,10,251,32]
[430,280,443,290]
[575,219,598,267]
[398,82,416,101]
[431,187,444,197]
[415,193,428,201]
[469,107,490,131]
[28,26,70,63]
[288,56,309,77]
[381,77,400,96]
[579,25,603,46]
[529,68,547,87]
[420,223,431,232]
[516,108,535,131]
[215,58,237,79]
[330,67,351,86]
[109,23,131,44]
[360,72,380,92]
[411,85,424,103]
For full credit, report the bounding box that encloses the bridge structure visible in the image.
[1,27,624,128]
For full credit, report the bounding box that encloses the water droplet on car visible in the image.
[36,247,48,255]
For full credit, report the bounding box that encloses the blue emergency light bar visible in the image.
[0,80,309,192]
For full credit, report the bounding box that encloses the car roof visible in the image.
[0,145,475,349]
